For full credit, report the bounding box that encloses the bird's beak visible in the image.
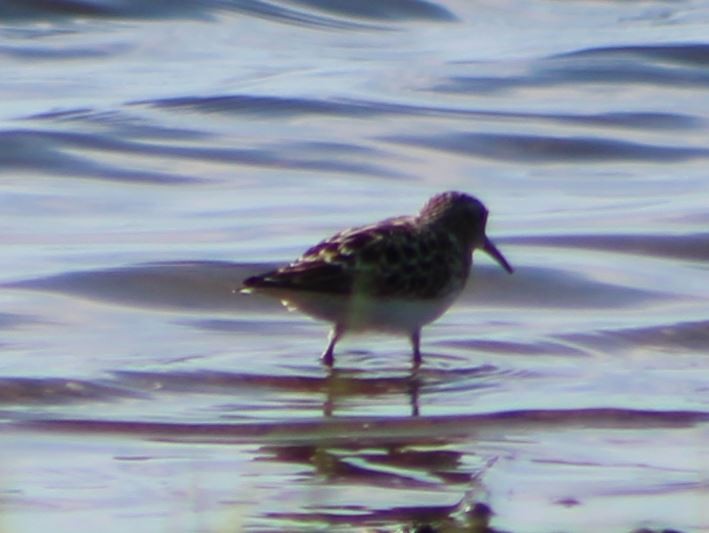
[482,237,514,274]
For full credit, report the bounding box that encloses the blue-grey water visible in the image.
[1,2,708,532]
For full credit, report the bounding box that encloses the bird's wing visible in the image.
[243,217,419,295]
[243,259,354,294]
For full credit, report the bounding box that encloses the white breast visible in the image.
[279,286,464,334]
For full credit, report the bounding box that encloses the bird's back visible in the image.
[243,215,469,299]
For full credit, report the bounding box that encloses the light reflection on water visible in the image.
[1,1,708,531]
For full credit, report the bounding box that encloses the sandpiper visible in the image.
[242,191,513,367]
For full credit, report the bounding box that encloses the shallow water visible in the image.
[1,1,708,532]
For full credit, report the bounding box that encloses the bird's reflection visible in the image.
[107,365,501,531]
[255,367,501,532]
[258,435,499,532]
[322,366,422,417]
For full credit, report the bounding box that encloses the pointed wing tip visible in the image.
[241,274,275,293]
[242,275,261,287]
[241,271,308,293]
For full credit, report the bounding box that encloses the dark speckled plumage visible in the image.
[244,192,492,297]
[242,191,513,367]
[245,218,465,298]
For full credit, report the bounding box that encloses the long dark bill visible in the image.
[483,237,514,274]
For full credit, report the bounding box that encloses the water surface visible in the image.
[1,1,708,532]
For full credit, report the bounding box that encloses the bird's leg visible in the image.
[410,329,422,368]
[321,324,343,367]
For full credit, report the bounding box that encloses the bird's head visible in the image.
[420,191,513,274]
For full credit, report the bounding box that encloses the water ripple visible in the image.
[14,408,708,443]
[384,132,709,163]
[439,43,709,94]
[0,127,397,181]
[0,377,142,405]
[0,0,454,25]
[562,319,709,354]
[138,94,404,117]
[139,93,703,131]
[556,43,709,67]
[0,129,199,184]
[7,260,668,312]
[6,261,255,311]
[505,233,709,262]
